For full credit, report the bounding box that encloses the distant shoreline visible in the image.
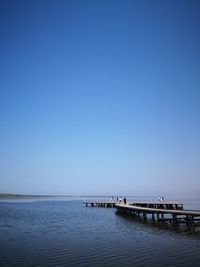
[0,193,74,198]
[0,193,114,198]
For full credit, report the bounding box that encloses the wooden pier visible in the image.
[83,200,117,208]
[115,201,200,224]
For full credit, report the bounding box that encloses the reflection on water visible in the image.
[115,210,200,238]
[0,199,200,267]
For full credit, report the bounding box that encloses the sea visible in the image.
[0,196,200,267]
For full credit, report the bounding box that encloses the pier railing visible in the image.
[83,199,118,208]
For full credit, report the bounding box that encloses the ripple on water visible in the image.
[0,200,200,267]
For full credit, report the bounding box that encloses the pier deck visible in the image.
[115,202,200,224]
[83,200,117,208]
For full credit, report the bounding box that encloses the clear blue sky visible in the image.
[0,0,199,198]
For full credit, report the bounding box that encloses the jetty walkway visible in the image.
[115,201,200,224]
[83,199,117,208]
[83,199,200,224]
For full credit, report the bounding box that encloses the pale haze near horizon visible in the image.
[0,0,199,199]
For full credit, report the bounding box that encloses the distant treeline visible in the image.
[0,193,72,197]
[0,193,26,197]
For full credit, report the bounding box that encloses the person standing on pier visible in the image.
[123,197,127,205]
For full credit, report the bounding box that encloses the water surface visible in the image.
[0,198,199,267]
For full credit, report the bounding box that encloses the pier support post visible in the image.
[143,212,147,220]
[186,215,193,224]
[172,214,177,223]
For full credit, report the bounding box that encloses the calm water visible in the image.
[0,198,200,267]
